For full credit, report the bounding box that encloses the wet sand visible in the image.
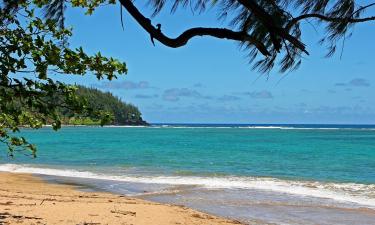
[0,172,244,225]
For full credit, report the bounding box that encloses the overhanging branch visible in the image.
[287,3,375,30]
[236,0,308,54]
[118,0,271,56]
[287,14,375,30]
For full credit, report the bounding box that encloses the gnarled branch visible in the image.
[118,0,271,56]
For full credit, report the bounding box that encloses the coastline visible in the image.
[0,172,244,225]
[2,126,375,224]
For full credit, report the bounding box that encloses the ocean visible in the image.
[1,124,375,224]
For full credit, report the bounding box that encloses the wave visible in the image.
[57,123,375,130]
[147,125,375,130]
[149,125,233,129]
[104,125,148,128]
[1,163,374,208]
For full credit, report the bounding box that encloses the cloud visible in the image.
[95,81,154,90]
[349,78,370,87]
[241,90,274,99]
[193,83,204,88]
[296,103,307,107]
[134,94,159,99]
[217,95,241,102]
[162,88,210,101]
[308,106,355,114]
[335,78,370,87]
[335,83,346,87]
[144,103,164,110]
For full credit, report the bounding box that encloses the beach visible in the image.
[0,172,245,225]
[1,125,375,224]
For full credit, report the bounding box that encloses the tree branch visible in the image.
[235,0,308,54]
[287,14,375,30]
[286,3,375,30]
[118,0,271,56]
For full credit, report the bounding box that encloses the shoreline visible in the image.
[0,172,244,225]
[1,163,375,208]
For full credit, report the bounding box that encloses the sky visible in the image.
[56,1,375,124]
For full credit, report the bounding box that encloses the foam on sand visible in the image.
[1,163,374,208]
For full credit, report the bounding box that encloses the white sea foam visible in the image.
[149,126,233,129]
[240,126,287,129]
[104,125,148,128]
[1,163,374,208]
[237,126,373,130]
[60,124,375,130]
[148,125,375,130]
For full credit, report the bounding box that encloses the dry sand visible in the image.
[0,172,244,225]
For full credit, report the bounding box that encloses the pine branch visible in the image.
[118,0,271,56]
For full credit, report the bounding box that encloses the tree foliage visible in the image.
[30,0,375,73]
[64,86,148,126]
[118,0,375,73]
[0,0,127,157]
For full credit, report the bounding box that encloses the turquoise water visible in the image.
[2,126,374,183]
[1,125,375,224]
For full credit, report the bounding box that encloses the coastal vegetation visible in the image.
[61,86,147,126]
[0,1,128,156]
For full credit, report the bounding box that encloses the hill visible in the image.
[61,86,148,126]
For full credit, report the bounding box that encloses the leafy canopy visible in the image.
[7,0,375,74]
[64,86,148,126]
[0,0,127,157]
[121,0,375,73]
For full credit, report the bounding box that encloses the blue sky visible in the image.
[57,2,375,124]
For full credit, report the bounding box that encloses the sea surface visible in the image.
[1,124,375,224]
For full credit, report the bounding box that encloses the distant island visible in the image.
[60,86,148,126]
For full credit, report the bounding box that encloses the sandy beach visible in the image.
[0,172,243,225]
